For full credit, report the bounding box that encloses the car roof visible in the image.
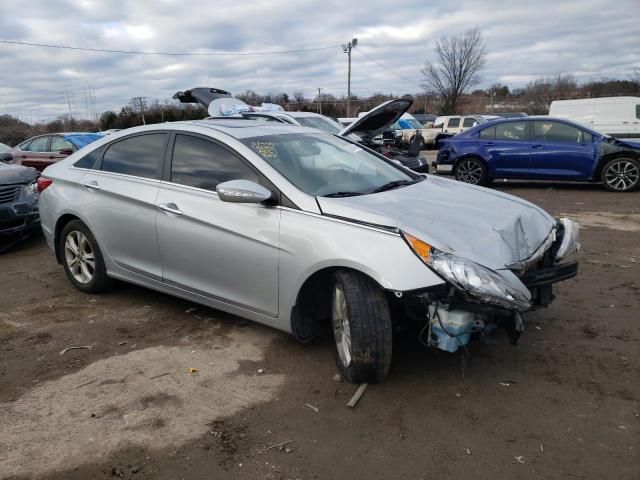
[176,119,321,138]
[453,115,602,137]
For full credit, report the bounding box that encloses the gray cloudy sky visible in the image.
[1,0,639,122]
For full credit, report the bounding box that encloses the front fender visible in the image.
[277,208,444,331]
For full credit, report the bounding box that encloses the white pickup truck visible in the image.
[434,115,487,135]
[357,112,442,149]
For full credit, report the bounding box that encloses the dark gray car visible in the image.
[0,162,40,252]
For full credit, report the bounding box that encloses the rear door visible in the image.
[155,132,280,317]
[81,132,167,279]
[16,136,52,171]
[478,121,530,177]
[444,117,460,133]
[529,120,596,179]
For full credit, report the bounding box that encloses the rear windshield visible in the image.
[295,116,342,134]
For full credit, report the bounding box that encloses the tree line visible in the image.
[2,27,639,146]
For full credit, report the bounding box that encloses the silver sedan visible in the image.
[38,120,579,383]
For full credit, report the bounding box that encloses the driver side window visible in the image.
[534,121,583,143]
[170,134,259,191]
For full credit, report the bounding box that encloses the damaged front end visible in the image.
[399,218,580,353]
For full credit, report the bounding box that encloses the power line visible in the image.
[0,39,341,56]
[354,47,422,88]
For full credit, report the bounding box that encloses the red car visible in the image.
[11,133,103,172]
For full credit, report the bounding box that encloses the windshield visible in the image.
[295,116,343,134]
[241,133,418,197]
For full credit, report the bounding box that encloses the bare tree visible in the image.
[522,74,577,114]
[421,28,486,114]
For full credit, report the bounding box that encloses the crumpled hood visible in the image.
[317,175,556,271]
[0,162,38,185]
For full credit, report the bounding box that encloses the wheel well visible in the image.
[454,155,487,171]
[290,266,382,343]
[53,214,81,264]
[593,154,637,180]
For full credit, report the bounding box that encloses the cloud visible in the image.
[0,0,638,121]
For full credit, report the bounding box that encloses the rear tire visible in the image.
[454,157,488,186]
[331,270,392,383]
[60,220,113,293]
[600,157,640,192]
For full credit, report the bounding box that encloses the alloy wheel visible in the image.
[455,160,484,184]
[604,160,639,191]
[64,230,95,284]
[332,284,352,368]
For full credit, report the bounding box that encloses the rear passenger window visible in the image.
[26,136,49,152]
[170,134,259,191]
[74,147,103,169]
[447,117,460,128]
[636,105,640,120]
[479,127,495,139]
[495,122,528,141]
[101,134,166,179]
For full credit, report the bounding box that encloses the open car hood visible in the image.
[338,98,413,139]
[0,162,38,185]
[316,175,556,272]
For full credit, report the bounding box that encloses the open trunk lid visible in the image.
[338,98,413,139]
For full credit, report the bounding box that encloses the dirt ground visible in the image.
[1,169,639,479]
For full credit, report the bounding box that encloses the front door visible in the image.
[529,120,596,179]
[479,121,530,177]
[156,133,280,317]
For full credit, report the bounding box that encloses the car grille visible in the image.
[0,185,21,205]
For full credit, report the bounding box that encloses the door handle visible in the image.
[531,144,544,149]
[483,142,495,146]
[83,181,100,190]
[158,202,183,215]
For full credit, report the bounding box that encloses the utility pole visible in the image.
[317,88,322,114]
[342,38,358,117]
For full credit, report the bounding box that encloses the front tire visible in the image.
[60,220,113,293]
[601,157,640,192]
[454,157,488,186]
[331,270,392,383]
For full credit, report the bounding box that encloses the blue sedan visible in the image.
[435,117,640,192]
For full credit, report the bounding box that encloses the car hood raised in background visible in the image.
[339,98,413,139]
[0,162,38,185]
[316,176,556,271]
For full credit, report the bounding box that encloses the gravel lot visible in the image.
[1,163,639,479]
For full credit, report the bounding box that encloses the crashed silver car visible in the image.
[38,114,579,383]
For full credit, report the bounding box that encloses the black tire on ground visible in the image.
[59,219,113,293]
[600,157,640,192]
[454,157,489,186]
[331,270,392,383]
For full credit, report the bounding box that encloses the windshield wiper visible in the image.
[371,179,417,194]
[323,191,365,198]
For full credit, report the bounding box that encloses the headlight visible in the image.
[26,181,38,195]
[555,218,580,263]
[403,232,531,311]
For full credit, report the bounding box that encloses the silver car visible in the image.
[38,119,580,383]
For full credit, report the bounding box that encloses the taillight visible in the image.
[37,177,53,193]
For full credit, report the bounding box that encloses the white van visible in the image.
[549,97,640,138]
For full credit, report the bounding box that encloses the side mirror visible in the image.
[58,148,74,155]
[216,179,273,204]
